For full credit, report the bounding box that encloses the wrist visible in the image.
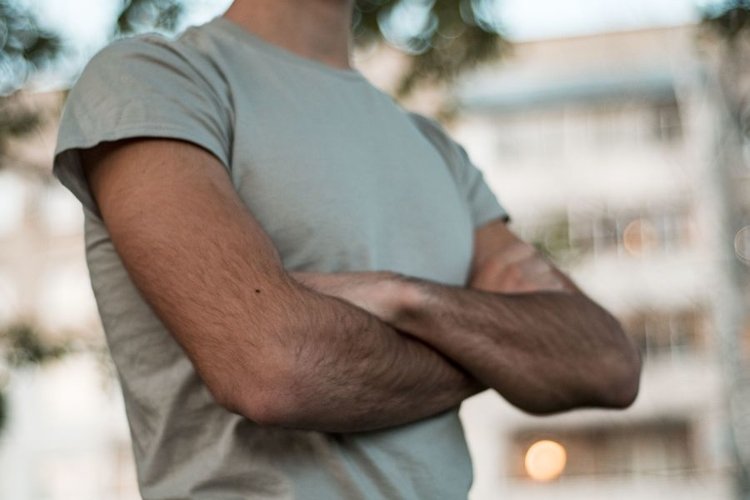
[391,275,439,340]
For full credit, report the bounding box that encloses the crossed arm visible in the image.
[81,138,641,433]
[292,218,641,415]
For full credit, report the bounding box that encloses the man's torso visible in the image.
[82,16,477,499]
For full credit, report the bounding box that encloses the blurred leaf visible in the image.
[0,322,74,435]
[0,0,63,94]
[0,91,50,174]
[116,0,186,36]
[1,322,71,368]
[0,93,43,138]
[3,0,510,100]
[527,214,583,265]
[702,0,750,41]
[353,0,510,98]
[1,0,186,94]
[114,0,511,99]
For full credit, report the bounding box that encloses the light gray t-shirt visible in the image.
[53,15,510,500]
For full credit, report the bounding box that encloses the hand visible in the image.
[469,243,573,294]
[289,271,417,324]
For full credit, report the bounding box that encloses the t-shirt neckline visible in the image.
[207,16,366,82]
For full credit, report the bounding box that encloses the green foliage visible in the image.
[0,92,44,141]
[526,214,583,265]
[1,0,509,99]
[0,0,186,95]
[0,90,60,175]
[116,0,185,36]
[2,323,71,367]
[0,322,77,436]
[116,0,512,98]
[353,0,510,98]
[702,0,750,41]
[0,0,62,94]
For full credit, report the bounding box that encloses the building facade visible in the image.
[444,25,742,500]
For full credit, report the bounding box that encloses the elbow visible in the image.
[214,387,293,428]
[209,359,303,428]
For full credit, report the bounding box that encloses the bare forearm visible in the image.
[82,140,480,433]
[234,277,482,432]
[288,226,642,416]
[398,281,641,414]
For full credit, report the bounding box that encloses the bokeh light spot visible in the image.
[623,218,658,256]
[524,439,567,481]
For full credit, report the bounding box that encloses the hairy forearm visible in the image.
[82,139,481,434]
[398,281,641,414]
[234,276,483,432]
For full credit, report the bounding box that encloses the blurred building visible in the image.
[0,92,140,499]
[445,25,746,500]
[1,20,749,500]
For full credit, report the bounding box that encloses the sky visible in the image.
[17,0,727,91]
[26,0,723,50]
[497,0,719,39]
[23,0,232,52]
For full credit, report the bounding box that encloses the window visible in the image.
[622,307,709,360]
[652,102,683,143]
[510,420,695,481]
[516,205,694,264]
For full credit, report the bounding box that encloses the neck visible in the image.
[222,0,355,71]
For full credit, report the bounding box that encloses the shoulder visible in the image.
[53,29,235,217]
[80,32,206,79]
[85,32,174,66]
[67,30,231,114]
[403,110,469,173]
[403,110,462,157]
[404,110,447,141]
[76,22,230,87]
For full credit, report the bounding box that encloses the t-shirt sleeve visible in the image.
[407,111,510,228]
[53,35,233,217]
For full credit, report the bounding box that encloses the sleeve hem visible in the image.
[53,123,232,217]
[473,207,511,230]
